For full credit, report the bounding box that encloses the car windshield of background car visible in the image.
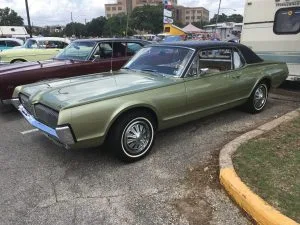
[23,39,38,49]
[124,46,194,77]
[55,41,96,60]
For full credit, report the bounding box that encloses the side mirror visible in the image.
[92,55,101,62]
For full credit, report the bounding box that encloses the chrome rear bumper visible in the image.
[18,104,75,146]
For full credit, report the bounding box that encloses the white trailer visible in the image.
[241,0,300,81]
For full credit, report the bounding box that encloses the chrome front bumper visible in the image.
[18,104,75,146]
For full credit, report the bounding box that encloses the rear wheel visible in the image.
[245,82,269,113]
[11,59,26,63]
[108,111,156,162]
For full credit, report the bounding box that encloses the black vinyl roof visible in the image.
[150,41,264,64]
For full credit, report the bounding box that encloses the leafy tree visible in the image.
[103,13,132,37]
[0,7,24,26]
[86,16,107,37]
[130,4,163,34]
[192,20,209,29]
[227,14,243,23]
[209,13,228,24]
[63,22,87,37]
[209,13,243,24]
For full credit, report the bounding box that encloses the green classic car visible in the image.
[0,37,70,63]
[14,42,288,161]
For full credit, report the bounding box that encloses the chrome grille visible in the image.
[19,94,33,114]
[34,104,58,128]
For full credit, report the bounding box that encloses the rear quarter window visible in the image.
[238,45,263,64]
[274,7,300,34]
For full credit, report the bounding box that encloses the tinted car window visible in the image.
[24,39,38,48]
[6,40,20,47]
[126,42,143,56]
[0,41,6,47]
[274,7,300,34]
[124,46,194,77]
[56,41,96,60]
[238,45,263,64]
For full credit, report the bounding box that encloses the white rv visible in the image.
[241,0,300,81]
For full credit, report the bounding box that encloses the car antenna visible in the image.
[110,41,114,74]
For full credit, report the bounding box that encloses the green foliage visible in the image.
[234,116,300,222]
[209,13,243,24]
[103,13,130,37]
[86,16,107,37]
[192,21,209,29]
[63,22,87,37]
[130,4,163,34]
[0,7,24,26]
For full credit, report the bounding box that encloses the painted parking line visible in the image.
[21,129,39,135]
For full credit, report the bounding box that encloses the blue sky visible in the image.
[0,0,245,26]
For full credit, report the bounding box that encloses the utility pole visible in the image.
[25,0,32,37]
[215,0,222,36]
[71,12,75,37]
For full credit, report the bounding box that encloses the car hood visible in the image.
[0,59,78,75]
[20,70,179,111]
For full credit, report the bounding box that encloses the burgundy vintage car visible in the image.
[0,38,150,104]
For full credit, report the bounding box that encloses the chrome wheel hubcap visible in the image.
[254,84,267,110]
[122,118,153,156]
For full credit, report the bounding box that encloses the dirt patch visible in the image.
[173,151,220,225]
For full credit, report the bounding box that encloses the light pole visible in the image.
[25,0,32,37]
[215,0,222,35]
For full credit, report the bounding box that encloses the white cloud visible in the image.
[0,0,245,26]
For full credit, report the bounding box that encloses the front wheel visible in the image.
[108,111,156,162]
[245,82,269,114]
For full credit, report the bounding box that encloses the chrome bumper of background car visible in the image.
[18,104,75,145]
[0,98,20,107]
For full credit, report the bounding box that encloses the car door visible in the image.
[184,48,242,116]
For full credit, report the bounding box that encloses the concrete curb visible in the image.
[219,108,300,225]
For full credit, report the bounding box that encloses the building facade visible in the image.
[105,0,177,18]
[105,0,209,26]
[174,6,209,25]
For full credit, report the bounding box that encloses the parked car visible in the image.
[162,35,186,42]
[0,38,150,104]
[0,38,23,51]
[14,41,288,162]
[0,37,70,64]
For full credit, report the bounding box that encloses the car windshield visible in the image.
[123,46,194,77]
[163,36,183,42]
[23,39,39,49]
[55,41,96,60]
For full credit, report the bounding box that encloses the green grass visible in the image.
[233,116,300,222]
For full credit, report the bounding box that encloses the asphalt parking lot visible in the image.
[0,82,299,225]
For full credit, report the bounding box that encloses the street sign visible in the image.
[164,9,172,17]
[164,17,174,24]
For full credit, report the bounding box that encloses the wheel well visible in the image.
[260,78,271,90]
[106,107,159,139]
[116,107,158,128]
[10,59,26,63]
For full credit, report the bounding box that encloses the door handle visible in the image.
[232,75,241,79]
